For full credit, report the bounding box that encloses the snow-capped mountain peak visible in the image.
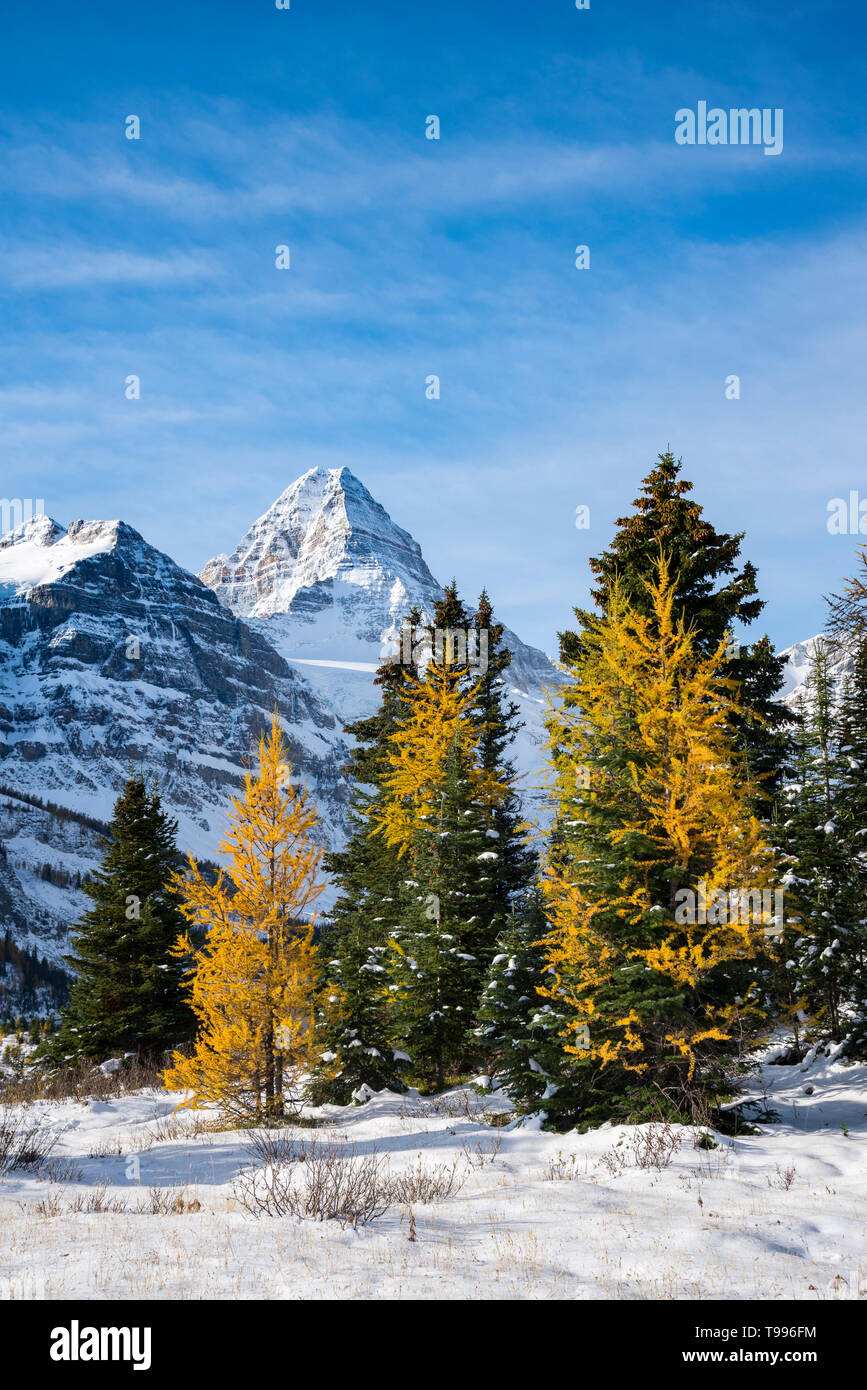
[198,468,562,841]
[0,516,126,599]
[199,466,439,640]
[199,468,560,699]
[780,633,855,713]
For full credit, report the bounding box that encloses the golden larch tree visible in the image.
[163,711,323,1123]
[540,555,783,1124]
[371,658,503,854]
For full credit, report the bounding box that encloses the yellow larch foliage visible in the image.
[162,711,324,1122]
[371,657,506,856]
[541,555,779,1093]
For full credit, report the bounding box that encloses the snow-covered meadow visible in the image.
[1,1046,866,1301]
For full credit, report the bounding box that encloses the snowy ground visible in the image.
[1,1048,866,1301]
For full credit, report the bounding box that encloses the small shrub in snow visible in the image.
[544,1151,593,1181]
[460,1131,503,1169]
[69,1183,131,1214]
[630,1121,685,1170]
[234,1138,391,1227]
[0,1111,58,1175]
[140,1186,202,1215]
[386,1156,466,1204]
[767,1162,797,1191]
[31,1182,128,1217]
[598,1122,686,1176]
[30,1182,203,1217]
[37,1157,84,1184]
[598,1145,629,1178]
[31,1189,65,1219]
[87,1137,126,1158]
[235,1138,473,1223]
[243,1129,305,1169]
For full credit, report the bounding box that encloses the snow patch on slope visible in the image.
[0,516,117,597]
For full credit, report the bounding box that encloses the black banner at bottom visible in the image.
[1,1297,859,1377]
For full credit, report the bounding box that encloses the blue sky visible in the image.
[1,0,866,654]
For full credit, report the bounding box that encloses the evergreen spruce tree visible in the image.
[425,582,535,964]
[828,544,867,642]
[474,889,568,1114]
[468,590,537,955]
[374,643,504,1088]
[386,731,494,1088]
[319,644,418,950]
[44,774,193,1064]
[308,929,407,1105]
[826,548,867,1054]
[307,639,419,1103]
[835,638,867,1055]
[776,642,851,1043]
[777,636,867,1057]
[317,582,535,1096]
[562,450,789,792]
[541,558,780,1129]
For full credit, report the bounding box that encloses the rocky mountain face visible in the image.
[0,513,349,988]
[778,633,854,714]
[200,465,563,829]
[0,790,99,1015]
[200,466,440,657]
[200,467,557,693]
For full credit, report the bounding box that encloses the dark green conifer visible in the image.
[44,774,193,1063]
[388,738,492,1089]
[562,450,789,792]
[309,639,418,1103]
[475,891,568,1116]
[835,639,867,1055]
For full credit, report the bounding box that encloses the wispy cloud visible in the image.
[1,245,219,289]
[4,104,859,232]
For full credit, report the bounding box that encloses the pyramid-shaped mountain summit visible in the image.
[199,466,557,694]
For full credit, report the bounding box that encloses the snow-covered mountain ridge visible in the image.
[779,632,855,713]
[0,471,560,995]
[199,466,557,693]
[0,511,349,982]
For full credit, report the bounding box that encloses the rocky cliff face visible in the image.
[0,789,99,1006]
[200,466,559,695]
[0,514,351,985]
[200,466,564,841]
[778,633,854,714]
